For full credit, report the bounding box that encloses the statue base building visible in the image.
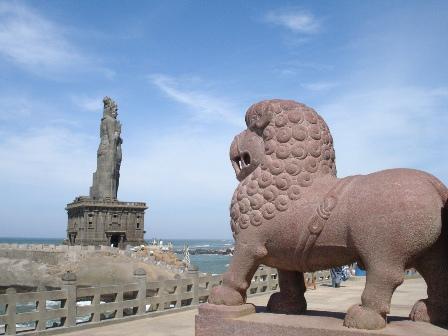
[66,197,147,248]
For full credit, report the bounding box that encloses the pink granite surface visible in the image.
[196,308,448,336]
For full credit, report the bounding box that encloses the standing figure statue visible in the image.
[90,97,122,200]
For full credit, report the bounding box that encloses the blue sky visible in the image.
[0,1,447,239]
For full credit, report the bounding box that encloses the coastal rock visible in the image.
[0,247,177,291]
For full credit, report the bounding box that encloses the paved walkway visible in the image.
[61,278,427,336]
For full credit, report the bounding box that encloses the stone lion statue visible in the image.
[208,99,448,330]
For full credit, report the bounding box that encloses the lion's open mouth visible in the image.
[242,152,251,166]
[229,129,263,182]
[233,152,251,171]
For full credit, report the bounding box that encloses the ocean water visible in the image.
[169,239,234,275]
[0,237,234,275]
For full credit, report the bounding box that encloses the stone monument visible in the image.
[89,96,122,200]
[199,99,448,332]
[66,97,147,248]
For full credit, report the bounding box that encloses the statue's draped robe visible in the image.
[90,115,122,199]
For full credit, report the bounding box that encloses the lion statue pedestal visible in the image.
[195,302,447,336]
[205,99,448,331]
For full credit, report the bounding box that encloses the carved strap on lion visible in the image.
[295,176,356,270]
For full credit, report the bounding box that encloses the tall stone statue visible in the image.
[67,97,146,248]
[90,97,122,200]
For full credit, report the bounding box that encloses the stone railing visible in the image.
[0,267,331,335]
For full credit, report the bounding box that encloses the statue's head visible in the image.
[103,96,118,118]
[229,99,337,236]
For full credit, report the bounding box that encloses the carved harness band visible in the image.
[294,176,356,270]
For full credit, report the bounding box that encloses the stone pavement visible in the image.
[60,278,428,336]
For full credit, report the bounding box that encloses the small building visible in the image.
[66,97,148,248]
[66,197,147,247]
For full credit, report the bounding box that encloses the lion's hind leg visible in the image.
[267,270,307,314]
[344,263,404,330]
[410,239,448,326]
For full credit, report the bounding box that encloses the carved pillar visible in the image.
[62,272,77,327]
[5,288,16,335]
[134,268,147,315]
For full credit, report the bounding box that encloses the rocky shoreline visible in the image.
[174,247,233,255]
[0,243,182,292]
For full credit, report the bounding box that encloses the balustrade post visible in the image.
[5,288,16,336]
[91,289,101,323]
[36,285,46,331]
[61,272,77,328]
[157,281,166,311]
[173,275,182,308]
[187,265,199,305]
[115,287,123,319]
[134,268,147,315]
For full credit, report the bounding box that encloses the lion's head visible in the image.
[229,99,336,237]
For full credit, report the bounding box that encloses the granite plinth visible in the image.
[195,305,448,336]
[198,303,256,319]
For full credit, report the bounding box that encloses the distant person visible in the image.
[330,266,343,288]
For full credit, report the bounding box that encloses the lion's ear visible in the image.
[255,112,272,130]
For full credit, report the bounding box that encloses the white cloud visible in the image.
[0,3,83,71]
[0,126,95,190]
[431,87,448,97]
[302,81,339,91]
[0,2,112,77]
[264,9,320,34]
[121,130,234,202]
[0,124,98,238]
[71,95,104,113]
[317,86,448,183]
[150,74,244,127]
[0,95,33,121]
[119,126,237,238]
[0,86,242,238]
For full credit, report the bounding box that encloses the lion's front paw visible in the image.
[267,292,307,314]
[410,299,448,326]
[208,285,245,306]
[343,304,386,330]
[410,299,431,323]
